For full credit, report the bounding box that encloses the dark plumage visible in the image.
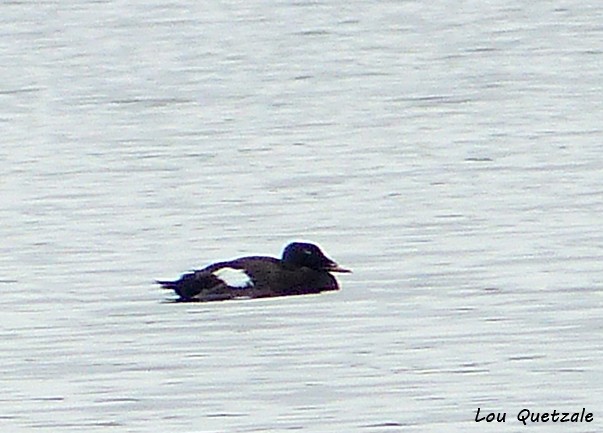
[157,242,351,302]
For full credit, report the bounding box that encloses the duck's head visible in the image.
[282,242,351,273]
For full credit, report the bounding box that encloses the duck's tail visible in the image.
[156,280,179,290]
[157,273,206,301]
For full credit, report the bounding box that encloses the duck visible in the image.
[157,242,351,302]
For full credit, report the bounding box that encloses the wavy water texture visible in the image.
[1,1,602,432]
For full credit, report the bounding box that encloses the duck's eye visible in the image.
[303,249,312,255]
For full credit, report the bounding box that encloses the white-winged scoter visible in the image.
[157,242,351,302]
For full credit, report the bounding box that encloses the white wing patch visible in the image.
[213,267,254,289]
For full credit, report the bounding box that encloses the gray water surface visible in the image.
[1,1,602,432]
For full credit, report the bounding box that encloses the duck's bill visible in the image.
[325,263,352,273]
